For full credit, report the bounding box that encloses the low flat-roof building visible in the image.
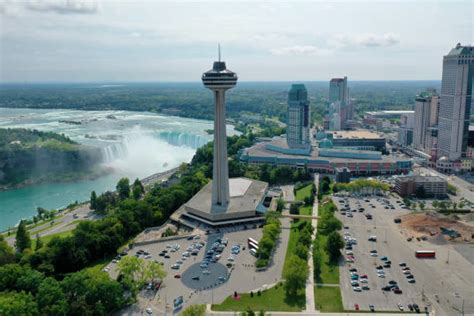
[240,137,412,176]
[181,177,269,225]
[394,175,447,198]
[326,130,386,151]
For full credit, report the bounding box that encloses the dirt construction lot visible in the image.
[335,195,474,316]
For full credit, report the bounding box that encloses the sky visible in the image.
[0,0,472,82]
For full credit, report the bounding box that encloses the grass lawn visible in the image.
[212,284,305,312]
[282,222,301,276]
[282,184,314,276]
[299,205,312,216]
[314,234,339,284]
[314,285,344,312]
[295,184,313,201]
[32,230,74,249]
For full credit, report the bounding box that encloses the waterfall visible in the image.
[100,130,211,164]
[156,131,209,149]
[101,142,129,163]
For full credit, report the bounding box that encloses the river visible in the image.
[0,108,235,231]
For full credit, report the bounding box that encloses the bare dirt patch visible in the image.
[399,212,474,243]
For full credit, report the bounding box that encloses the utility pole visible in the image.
[446,250,450,264]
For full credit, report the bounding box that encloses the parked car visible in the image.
[369,304,375,312]
[171,264,180,270]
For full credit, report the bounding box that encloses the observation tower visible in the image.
[201,46,238,207]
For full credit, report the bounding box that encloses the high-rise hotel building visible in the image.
[413,89,440,156]
[438,43,474,161]
[287,84,310,149]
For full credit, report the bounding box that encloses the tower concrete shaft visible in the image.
[212,89,229,206]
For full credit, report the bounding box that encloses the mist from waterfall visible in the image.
[100,127,197,179]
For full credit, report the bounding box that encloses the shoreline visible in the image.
[0,166,180,233]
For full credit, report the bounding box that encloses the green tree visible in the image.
[321,217,342,234]
[289,203,299,215]
[132,178,145,200]
[418,201,425,211]
[0,235,15,265]
[37,277,68,316]
[326,231,344,263]
[0,291,39,316]
[117,256,166,291]
[295,243,309,260]
[276,198,285,212]
[182,304,206,316]
[37,207,47,220]
[284,255,308,296]
[35,234,43,251]
[15,220,31,253]
[90,190,97,210]
[116,178,130,200]
[313,249,322,282]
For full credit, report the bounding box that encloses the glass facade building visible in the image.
[438,44,474,161]
[287,84,310,149]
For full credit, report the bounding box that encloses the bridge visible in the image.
[280,213,320,220]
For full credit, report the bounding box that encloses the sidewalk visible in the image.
[305,173,319,312]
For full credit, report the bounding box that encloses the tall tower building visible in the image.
[413,90,440,154]
[438,43,474,161]
[287,84,310,148]
[202,48,238,207]
[329,76,349,104]
[328,76,353,130]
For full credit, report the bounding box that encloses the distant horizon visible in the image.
[0,79,442,85]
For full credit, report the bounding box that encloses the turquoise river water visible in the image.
[0,108,236,231]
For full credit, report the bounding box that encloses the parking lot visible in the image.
[112,219,291,315]
[335,194,474,315]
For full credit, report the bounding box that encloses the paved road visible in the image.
[207,307,416,316]
[305,174,319,312]
[6,203,97,246]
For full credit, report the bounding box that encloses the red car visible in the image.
[393,288,403,294]
[354,304,360,311]
[360,274,368,279]
[174,274,181,279]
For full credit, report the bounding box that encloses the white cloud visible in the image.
[270,45,333,56]
[333,33,400,48]
[26,0,98,14]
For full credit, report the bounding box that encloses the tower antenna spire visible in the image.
[218,44,221,62]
